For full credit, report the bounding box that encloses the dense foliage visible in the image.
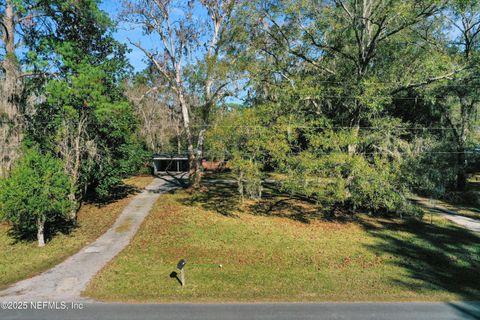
[1,0,480,244]
[0,149,73,246]
[0,0,148,244]
[204,0,480,216]
[23,0,146,203]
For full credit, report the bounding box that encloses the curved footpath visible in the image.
[413,197,480,233]
[0,177,178,301]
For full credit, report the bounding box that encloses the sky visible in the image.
[98,0,244,104]
[99,1,149,71]
[98,0,211,73]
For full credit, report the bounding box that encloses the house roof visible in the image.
[152,153,189,160]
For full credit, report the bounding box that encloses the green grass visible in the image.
[0,175,153,289]
[469,174,480,191]
[84,181,480,302]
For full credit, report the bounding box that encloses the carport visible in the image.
[152,154,189,174]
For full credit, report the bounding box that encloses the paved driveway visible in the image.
[0,177,179,301]
[413,197,480,233]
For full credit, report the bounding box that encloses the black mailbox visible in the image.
[177,259,186,270]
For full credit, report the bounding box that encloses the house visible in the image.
[152,153,228,175]
[152,153,189,174]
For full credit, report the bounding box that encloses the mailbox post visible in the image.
[177,259,186,286]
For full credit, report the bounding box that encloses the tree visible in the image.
[25,0,144,214]
[204,0,470,215]
[255,0,455,131]
[437,0,480,190]
[0,0,78,177]
[206,108,273,199]
[125,72,183,154]
[121,0,236,188]
[0,0,28,177]
[0,149,73,247]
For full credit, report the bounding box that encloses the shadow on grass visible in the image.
[157,172,189,188]
[249,198,316,223]
[83,183,142,207]
[248,184,358,224]
[179,180,241,217]
[7,214,78,244]
[451,204,480,214]
[169,271,183,286]
[358,216,480,300]
[247,184,323,223]
[181,178,356,224]
[468,177,480,192]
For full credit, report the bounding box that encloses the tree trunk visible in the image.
[189,148,203,189]
[456,146,467,191]
[348,124,360,156]
[191,129,206,189]
[176,125,182,154]
[0,0,21,178]
[2,0,17,115]
[37,216,46,247]
[68,120,83,220]
[68,191,78,220]
[192,162,202,188]
[177,90,201,188]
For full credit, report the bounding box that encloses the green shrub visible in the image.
[280,152,420,217]
[0,149,73,247]
[348,156,403,213]
[402,138,457,197]
[229,156,263,200]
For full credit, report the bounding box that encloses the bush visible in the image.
[347,156,403,213]
[0,149,73,246]
[402,138,457,197]
[280,152,420,217]
[229,156,263,200]
[444,190,480,206]
[89,104,150,201]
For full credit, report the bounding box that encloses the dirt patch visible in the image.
[115,218,133,233]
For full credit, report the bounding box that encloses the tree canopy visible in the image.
[0,0,479,245]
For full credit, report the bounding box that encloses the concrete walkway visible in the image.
[413,197,480,233]
[0,177,179,301]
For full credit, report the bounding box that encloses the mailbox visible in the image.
[177,259,186,270]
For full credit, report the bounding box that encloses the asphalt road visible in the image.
[0,302,479,320]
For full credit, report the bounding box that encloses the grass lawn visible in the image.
[0,175,153,289]
[84,180,480,302]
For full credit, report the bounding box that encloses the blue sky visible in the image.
[99,0,149,71]
[99,0,211,72]
[98,0,245,104]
